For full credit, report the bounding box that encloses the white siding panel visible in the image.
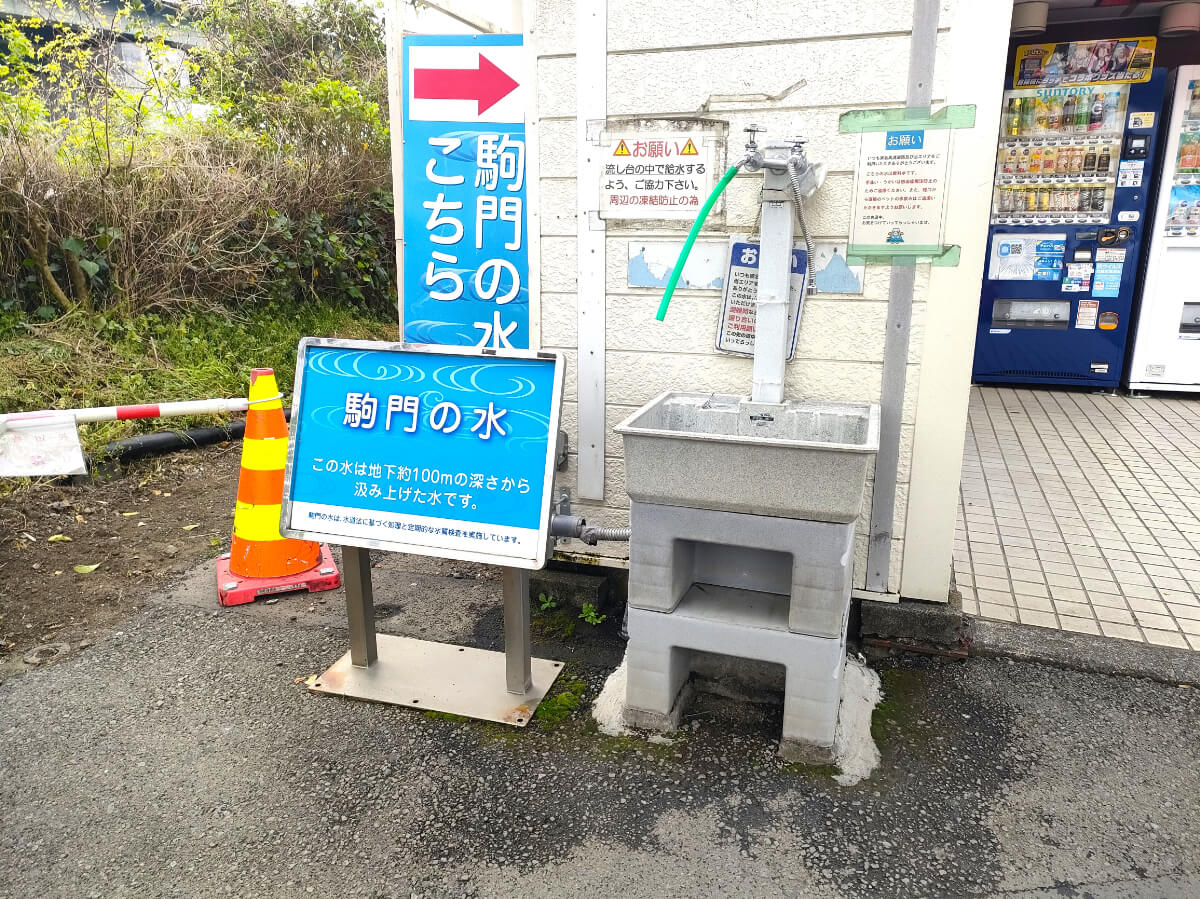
[539,57,576,118]
[606,0,917,51]
[535,2,574,56]
[540,178,578,236]
[540,236,577,290]
[606,37,912,115]
[559,400,640,458]
[539,118,578,177]
[542,291,578,347]
[725,172,854,236]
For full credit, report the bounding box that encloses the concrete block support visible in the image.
[624,586,847,762]
[627,501,855,639]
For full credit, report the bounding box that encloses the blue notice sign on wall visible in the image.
[282,339,563,569]
[401,34,530,349]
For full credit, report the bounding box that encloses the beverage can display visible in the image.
[1083,149,1097,176]
[1089,93,1105,133]
[1076,94,1090,133]
[1020,97,1036,137]
[1047,97,1062,132]
[1002,148,1016,174]
[1042,146,1058,174]
[1006,97,1022,138]
[1093,187,1107,213]
[1056,147,1071,175]
[1067,187,1081,211]
[1034,98,1049,136]
[1062,95,1076,132]
[1038,188,1051,212]
[1096,148,1111,177]
[1025,188,1038,212]
[1030,147,1043,173]
[1069,147,1083,175]
[1103,92,1120,133]
[1017,148,1031,174]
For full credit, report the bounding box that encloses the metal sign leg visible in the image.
[502,566,532,694]
[342,545,378,668]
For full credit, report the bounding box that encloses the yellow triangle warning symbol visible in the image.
[614,139,631,157]
[680,138,699,156]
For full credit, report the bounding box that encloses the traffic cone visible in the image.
[217,368,341,606]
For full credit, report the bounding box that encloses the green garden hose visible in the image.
[655,163,742,322]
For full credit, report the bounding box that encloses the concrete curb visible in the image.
[858,595,1200,686]
[969,616,1200,687]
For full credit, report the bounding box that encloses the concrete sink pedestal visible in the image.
[616,391,880,761]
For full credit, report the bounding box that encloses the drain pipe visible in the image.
[549,514,631,546]
[746,144,797,405]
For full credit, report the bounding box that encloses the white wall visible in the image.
[390,0,1012,600]
[535,0,991,597]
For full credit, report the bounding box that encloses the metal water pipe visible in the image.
[742,133,824,404]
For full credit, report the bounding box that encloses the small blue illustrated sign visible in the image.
[282,339,563,569]
[401,34,530,349]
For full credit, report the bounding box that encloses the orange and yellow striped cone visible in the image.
[216,368,341,606]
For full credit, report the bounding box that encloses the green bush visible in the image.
[0,0,397,321]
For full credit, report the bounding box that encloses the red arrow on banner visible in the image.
[413,54,519,115]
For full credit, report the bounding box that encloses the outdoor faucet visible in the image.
[742,124,766,171]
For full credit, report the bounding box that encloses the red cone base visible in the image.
[217,543,342,607]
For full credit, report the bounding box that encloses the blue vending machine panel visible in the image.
[973,38,1168,388]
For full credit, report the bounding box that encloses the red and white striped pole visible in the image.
[0,397,252,432]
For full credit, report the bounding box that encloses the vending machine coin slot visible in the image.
[992,299,1071,330]
[1097,227,1131,246]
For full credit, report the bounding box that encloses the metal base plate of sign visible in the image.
[308,545,562,725]
[307,636,563,726]
[280,340,567,727]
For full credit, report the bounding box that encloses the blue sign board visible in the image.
[282,339,563,569]
[401,34,530,350]
[715,238,808,359]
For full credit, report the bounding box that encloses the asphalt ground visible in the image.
[2,553,1199,899]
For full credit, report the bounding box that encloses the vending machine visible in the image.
[1126,66,1200,393]
[972,37,1167,388]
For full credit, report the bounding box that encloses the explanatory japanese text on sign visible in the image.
[850,128,952,251]
[402,35,529,349]
[716,238,807,358]
[601,132,715,220]
[284,343,561,567]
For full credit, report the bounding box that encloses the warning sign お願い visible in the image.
[600,131,716,220]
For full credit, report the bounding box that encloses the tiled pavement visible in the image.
[955,386,1200,651]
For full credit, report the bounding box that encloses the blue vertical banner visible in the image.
[401,34,530,349]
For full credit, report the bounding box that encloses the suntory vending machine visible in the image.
[1126,66,1200,393]
[973,38,1167,388]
